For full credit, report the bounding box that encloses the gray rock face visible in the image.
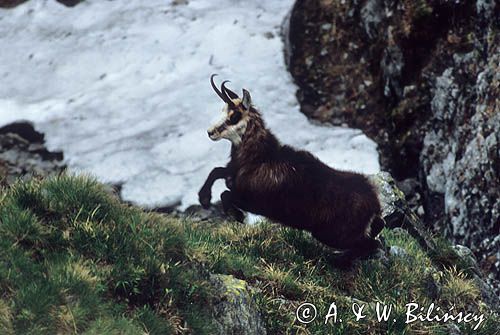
[360,0,385,40]
[452,245,500,310]
[371,172,437,253]
[372,172,500,309]
[208,274,267,335]
[420,59,500,280]
[287,0,500,293]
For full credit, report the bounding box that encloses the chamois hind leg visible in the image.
[369,216,385,238]
[333,236,382,269]
[220,191,245,223]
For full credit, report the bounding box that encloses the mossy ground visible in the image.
[0,175,498,334]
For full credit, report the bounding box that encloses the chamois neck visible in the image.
[231,112,280,165]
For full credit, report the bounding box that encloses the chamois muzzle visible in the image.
[207,128,217,140]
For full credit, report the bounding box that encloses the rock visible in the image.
[371,172,499,309]
[472,273,500,311]
[0,122,65,186]
[0,0,83,7]
[172,0,189,6]
[179,203,234,222]
[0,0,28,8]
[371,172,437,253]
[452,245,480,273]
[422,271,441,300]
[452,245,500,309]
[389,246,408,258]
[479,235,500,291]
[360,0,385,40]
[380,40,404,101]
[446,323,462,335]
[287,0,500,294]
[55,0,84,7]
[208,274,267,335]
[395,177,423,216]
[395,178,419,198]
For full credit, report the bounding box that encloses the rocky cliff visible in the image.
[286,0,499,293]
[0,122,65,186]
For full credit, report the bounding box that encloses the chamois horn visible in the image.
[211,74,235,108]
[221,80,239,100]
[211,74,229,102]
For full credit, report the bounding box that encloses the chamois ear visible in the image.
[241,89,251,110]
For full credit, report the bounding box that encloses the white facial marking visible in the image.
[207,107,228,141]
[207,103,247,145]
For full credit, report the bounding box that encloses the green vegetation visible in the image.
[0,175,498,334]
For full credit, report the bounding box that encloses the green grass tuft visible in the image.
[0,175,211,334]
[0,175,498,334]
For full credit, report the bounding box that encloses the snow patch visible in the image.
[0,0,380,210]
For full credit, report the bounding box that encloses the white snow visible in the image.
[0,0,380,210]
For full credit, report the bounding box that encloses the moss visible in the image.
[413,0,433,19]
[218,275,248,300]
[82,317,145,335]
[0,299,14,335]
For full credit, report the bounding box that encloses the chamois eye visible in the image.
[229,111,241,124]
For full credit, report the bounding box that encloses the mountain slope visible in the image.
[0,175,498,334]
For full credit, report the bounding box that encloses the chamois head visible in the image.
[207,74,252,145]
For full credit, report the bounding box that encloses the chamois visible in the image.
[199,74,384,264]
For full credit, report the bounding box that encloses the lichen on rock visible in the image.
[208,274,267,335]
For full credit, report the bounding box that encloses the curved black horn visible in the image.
[221,80,239,100]
[210,74,231,103]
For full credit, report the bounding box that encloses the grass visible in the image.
[0,175,498,334]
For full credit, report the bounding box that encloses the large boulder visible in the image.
[371,172,436,252]
[208,274,267,335]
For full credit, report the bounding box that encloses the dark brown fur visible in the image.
[199,106,384,265]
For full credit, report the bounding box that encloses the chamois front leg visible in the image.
[225,174,234,190]
[198,167,228,209]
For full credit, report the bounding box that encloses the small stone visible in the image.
[389,246,408,258]
[305,56,313,68]
[263,31,274,39]
[417,206,425,216]
[321,23,332,30]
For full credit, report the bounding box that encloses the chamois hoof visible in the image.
[331,254,355,270]
[198,191,211,209]
[226,207,245,223]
